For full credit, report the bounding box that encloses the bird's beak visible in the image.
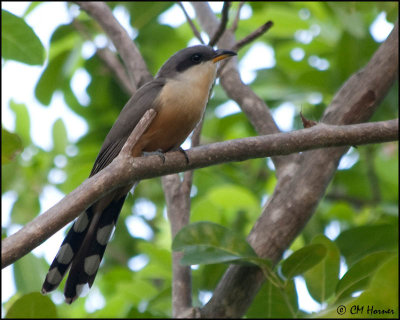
[212,49,237,63]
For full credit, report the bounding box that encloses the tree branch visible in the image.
[208,1,231,47]
[162,174,193,317]
[120,109,157,155]
[177,2,204,44]
[75,1,152,89]
[233,20,274,51]
[71,18,134,95]
[230,1,245,33]
[2,119,398,268]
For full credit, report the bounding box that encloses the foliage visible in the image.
[2,2,398,318]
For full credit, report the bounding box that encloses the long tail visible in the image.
[41,195,127,303]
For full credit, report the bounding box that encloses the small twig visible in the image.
[120,109,157,155]
[233,20,274,51]
[300,110,318,128]
[177,2,205,44]
[230,1,245,33]
[208,1,231,47]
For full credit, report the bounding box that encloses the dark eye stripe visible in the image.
[175,50,213,73]
[191,54,202,62]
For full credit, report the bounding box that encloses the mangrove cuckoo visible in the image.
[41,45,236,303]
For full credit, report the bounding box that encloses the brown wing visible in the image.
[89,78,165,177]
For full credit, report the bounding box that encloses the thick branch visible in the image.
[162,175,193,317]
[2,120,398,268]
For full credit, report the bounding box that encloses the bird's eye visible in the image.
[191,54,202,63]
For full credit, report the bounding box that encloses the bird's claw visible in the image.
[143,149,166,163]
[178,147,190,164]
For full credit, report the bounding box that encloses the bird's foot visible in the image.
[177,147,190,164]
[143,149,166,163]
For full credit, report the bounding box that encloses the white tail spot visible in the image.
[84,255,100,276]
[73,212,89,232]
[56,243,74,264]
[45,267,63,285]
[96,224,115,246]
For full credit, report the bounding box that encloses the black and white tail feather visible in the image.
[41,130,139,303]
[41,195,126,303]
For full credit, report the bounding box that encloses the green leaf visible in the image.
[335,251,394,301]
[207,184,259,212]
[320,255,398,318]
[245,4,309,38]
[136,241,172,279]
[375,149,399,202]
[1,128,23,164]
[246,278,299,318]
[350,255,399,316]
[52,118,68,154]
[191,198,222,224]
[335,224,398,267]
[329,3,367,38]
[11,191,40,225]
[191,184,259,226]
[172,221,257,265]
[325,201,355,222]
[128,2,173,29]
[6,292,57,318]
[281,243,327,279]
[13,253,47,294]
[9,101,31,146]
[304,235,340,303]
[1,10,45,65]
[35,50,70,105]
[179,245,249,265]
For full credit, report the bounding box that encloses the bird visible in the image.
[41,45,236,304]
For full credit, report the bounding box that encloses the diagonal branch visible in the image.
[71,18,134,95]
[2,119,398,268]
[208,1,231,47]
[120,109,157,155]
[177,2,204,44]
[230,1,245,33]
[75,1,152,89]
[233,20,274,51]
